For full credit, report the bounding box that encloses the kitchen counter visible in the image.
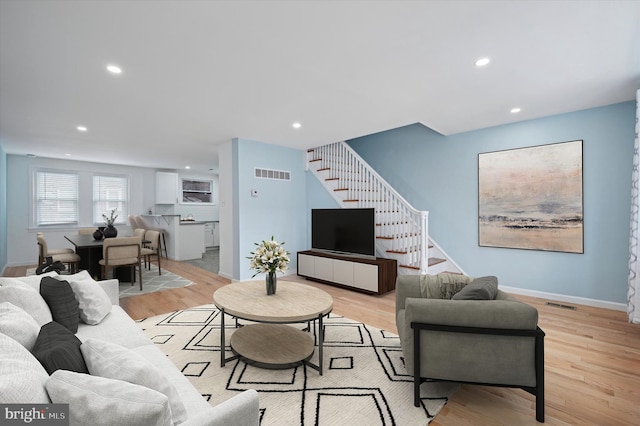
[141,215,205,261]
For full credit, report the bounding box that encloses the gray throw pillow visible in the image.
[40,277,80,333]
[31,321,88,375]
[452,276,498,300]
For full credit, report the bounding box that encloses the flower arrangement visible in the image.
[248,236,290,277]
[102,208,118,227]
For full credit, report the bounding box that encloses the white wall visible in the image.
[7,155,156,266]
[218,141,234,279]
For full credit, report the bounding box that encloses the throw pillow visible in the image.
[31,321,88,375]
[40,276,80,333]
[0,333,50,403]
[0,271,58,291]
[66,277,112,325]
[81,339,187,424]
[0,283,53,325]
[452,275,499,300]
[46,370,172,426]
[0,302,40,350]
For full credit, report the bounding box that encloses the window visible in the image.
[181,179,213,204]
[35,171,79,226]
[93,175,129,225]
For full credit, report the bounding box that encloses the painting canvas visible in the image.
[478,140,583,253]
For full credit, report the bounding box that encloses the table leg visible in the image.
[318,313,324,375]
[220,308,226,367]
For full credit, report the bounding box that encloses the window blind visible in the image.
[93,175,128,224]
[36,171,79,225]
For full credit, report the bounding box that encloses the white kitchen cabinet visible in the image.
[156,172,178,204]
[204,222,214,247]
[212,222,220,247]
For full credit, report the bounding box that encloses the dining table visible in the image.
[64,234,148,281]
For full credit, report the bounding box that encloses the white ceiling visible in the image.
[1,0,639,174]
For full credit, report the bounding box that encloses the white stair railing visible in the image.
[307,142,430,274]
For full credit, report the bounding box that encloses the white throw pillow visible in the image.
[66,278,112,325]
[0,302,40,350]
[46,370,172,426]
[0,271,58,291]
[81,339,187,424]
[52,270,93,282]
[0,283,52,325]
[0,333,50,403]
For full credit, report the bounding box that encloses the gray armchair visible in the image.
[396,273,545,422]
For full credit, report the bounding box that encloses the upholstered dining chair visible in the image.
[140,230,162,275]
[77,228,96,235]
[134,215,168,258]
[36,233,80,273]
[99,236,143,290]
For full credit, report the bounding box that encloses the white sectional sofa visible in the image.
[0,271,259,426]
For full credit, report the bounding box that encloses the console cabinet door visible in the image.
[333,259,354,286]
[315,256,334,282]
[298,254,315,277]
[353,263,379,292]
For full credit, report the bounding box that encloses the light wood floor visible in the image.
[5,260,639,425]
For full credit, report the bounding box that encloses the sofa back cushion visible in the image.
[0,282,52,325]
[0,302,40,351]
[0,333,50,403]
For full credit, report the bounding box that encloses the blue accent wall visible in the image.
[235,138,307,281]
[346,102,635,304]
[0,144,7,273]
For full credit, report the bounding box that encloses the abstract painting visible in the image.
[478,140,583,253]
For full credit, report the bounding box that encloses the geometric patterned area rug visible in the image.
[137,304,458,425]
[117,264,193,298]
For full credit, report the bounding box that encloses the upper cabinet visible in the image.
[156,172,179,204]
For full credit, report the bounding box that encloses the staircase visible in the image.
[306,142,464,276]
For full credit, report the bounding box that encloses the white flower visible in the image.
[247,236,290,278]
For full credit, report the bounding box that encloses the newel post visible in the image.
[419,211,429,274]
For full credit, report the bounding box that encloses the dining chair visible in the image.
[99,236,143,290]
[135,215,168,258]
[77,228,96,235]
[140,230,162,275]
[36,233,80,273]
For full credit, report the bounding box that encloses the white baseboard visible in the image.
[500,285,626,312]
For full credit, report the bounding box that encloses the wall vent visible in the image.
[545,302,577,310]
[254,168,291,181]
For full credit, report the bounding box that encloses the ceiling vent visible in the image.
[254,168,290,181]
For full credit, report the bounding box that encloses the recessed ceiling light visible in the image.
[65,153,71,157]
[510,107,521,114]
[475,58,490,67]
[76,125,87,132]
[106,65,122,74]
[185,166,191,169]
[292,122,302,129]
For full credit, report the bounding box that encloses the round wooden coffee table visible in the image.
[213,280,333,374]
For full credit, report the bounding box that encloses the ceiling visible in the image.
[1,1,639,174]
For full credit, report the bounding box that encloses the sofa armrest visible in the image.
[181,390,259,426]
[97,279,120,306]
[395,275,423,316]
[405,295,538,330]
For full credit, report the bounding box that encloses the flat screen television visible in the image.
[311,208,376,258]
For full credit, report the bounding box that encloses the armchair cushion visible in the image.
[451,275,498,300]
